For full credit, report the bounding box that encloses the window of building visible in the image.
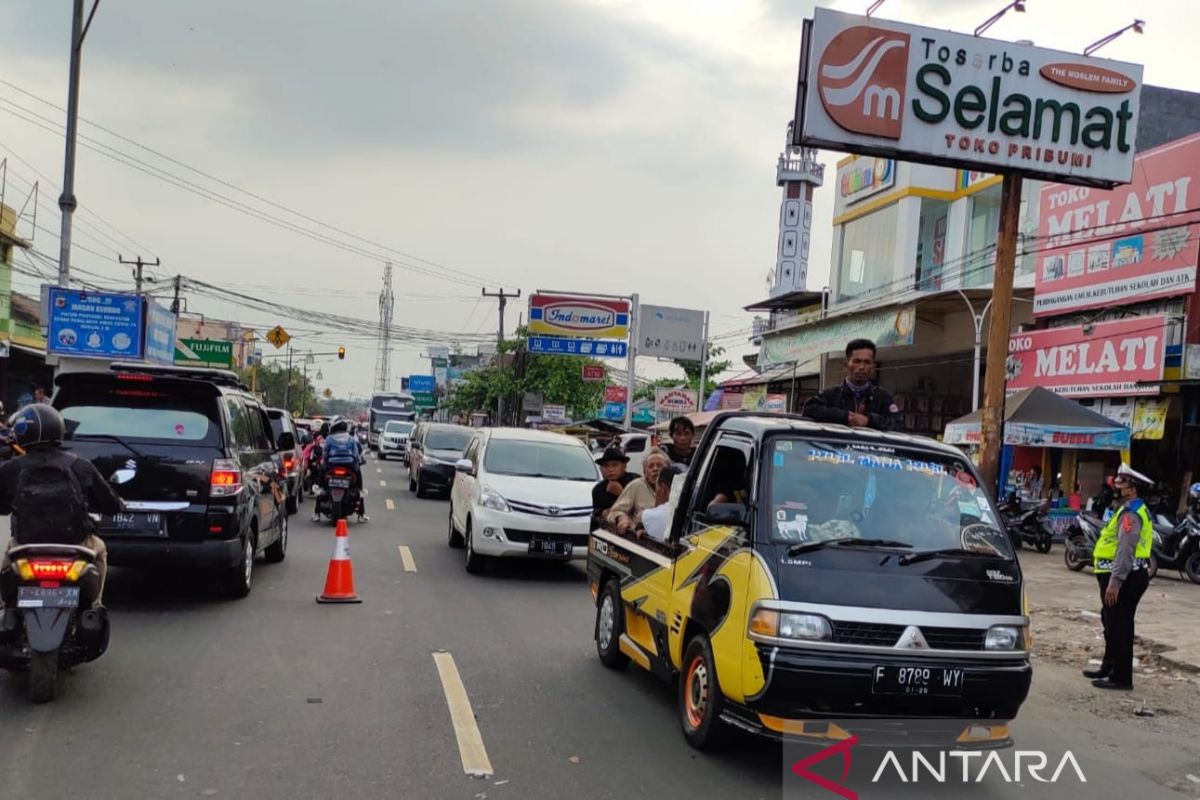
[836,203,898,303]
[915,198,951,291]
[964,184,1003,287]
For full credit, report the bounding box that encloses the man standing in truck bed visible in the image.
[804,338,902,432]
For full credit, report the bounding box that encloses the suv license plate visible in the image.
[529,538,573,557]
[18,586,81,609]
[872,665,965,697]
[328,478,351,488]
[102,512,165,536]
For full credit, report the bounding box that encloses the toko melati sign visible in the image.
[794,8,1144,188]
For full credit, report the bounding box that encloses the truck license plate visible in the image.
[872,665,965,697]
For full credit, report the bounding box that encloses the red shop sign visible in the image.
[1005,316,1166,397]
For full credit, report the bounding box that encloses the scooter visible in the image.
[999,499,1053,553]
[1151,513,1200,584]
[1063,513,1102,571]
[314,463,364,525]
[0,543,109,702]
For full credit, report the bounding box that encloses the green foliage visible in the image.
[237,363,317,415]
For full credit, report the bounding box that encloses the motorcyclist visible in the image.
[0,404,124,609]
[321,417,368,523]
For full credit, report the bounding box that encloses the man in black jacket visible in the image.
[803,338,902,431]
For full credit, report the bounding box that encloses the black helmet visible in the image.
[329,417,350,435]
[10,403,64,448]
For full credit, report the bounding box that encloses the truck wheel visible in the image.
[679,634,730,750]
[596,580,629,669]
[28,649,58,703]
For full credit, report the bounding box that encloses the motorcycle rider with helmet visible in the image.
[0,404,124,610]
[319,417,369,523]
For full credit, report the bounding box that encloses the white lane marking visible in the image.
[380,480,388,487]
[432,652,493,778]
[377,468,382,473]
[386,498,395,511]
[398,545,416,573]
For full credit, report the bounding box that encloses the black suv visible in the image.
[53,363,291,599]
[266,408,305,515]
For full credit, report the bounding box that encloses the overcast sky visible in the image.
[0,0,1192,396]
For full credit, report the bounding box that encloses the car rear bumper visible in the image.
[105,535,244,569]
[419,465,456,490]
[469,507,590,560]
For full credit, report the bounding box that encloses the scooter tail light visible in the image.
[211,458,243,497]
[331,466,350,477]
[17,559,80,581]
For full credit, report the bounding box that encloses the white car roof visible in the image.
[483,427,588,447]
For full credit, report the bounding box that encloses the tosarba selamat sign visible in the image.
[794,8,1144,188]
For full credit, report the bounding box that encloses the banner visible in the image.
[1034,133,1200,316]
[529,294,630,339]
[639,305,705,362]
[47,288,145,360]
[795,7,1144,188]
[655,388,698,415]
[542,403,567,422]
[144,301,177,366]
[944,420,1130,450]
[1132,397,1169,440]
[604,385,627,404]
[1005,316,1166,397]
[741,387,767,411]
[759,304,916,367]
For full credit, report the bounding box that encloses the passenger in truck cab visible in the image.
[609,451,669,536]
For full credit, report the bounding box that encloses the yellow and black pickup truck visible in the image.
[586,411,1031,751]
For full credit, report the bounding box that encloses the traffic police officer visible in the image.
[1083,463,1154,690]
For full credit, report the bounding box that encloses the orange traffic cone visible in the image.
[316,519,362,604]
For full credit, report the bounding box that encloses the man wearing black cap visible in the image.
[592,447,638,529]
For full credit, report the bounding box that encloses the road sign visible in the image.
[175,338,234,368]
[528,336,627,358]
[266,325,291,349]
[582,364,605,382]
[323,388,333,399]
[639,305,706,362]
[412,392,435,409]
[409,375,435,394]
[47,288,145,360]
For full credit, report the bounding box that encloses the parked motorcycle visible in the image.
[1151,513,1200,584]
[1063,513,1102,571]
[314,463,364,525]
[999,498,1053,553]
[0,543,109,702]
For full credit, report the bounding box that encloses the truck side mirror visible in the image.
[701,503,750,528]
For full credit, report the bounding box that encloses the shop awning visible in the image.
[943,386,1130,450]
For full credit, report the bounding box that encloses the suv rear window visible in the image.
[59,387,221,446]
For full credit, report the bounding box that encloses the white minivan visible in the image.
[449,428,599,574]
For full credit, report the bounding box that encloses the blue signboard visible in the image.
[144,300,177,366]
[528,336,628,358]
[602,401,626,420]
[47,288,145,360]
[409,375,435,394]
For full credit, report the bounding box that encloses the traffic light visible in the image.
[337,346,346,360]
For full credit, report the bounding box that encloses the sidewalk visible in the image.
[1020,548,1200,674]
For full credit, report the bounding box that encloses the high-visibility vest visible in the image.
[1093,499,1153,573]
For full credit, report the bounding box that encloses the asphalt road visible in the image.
[0,453,1195,799]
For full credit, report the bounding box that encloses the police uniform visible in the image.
[1086,465,1154,690]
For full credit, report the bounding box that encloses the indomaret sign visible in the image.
[794,8,1144,188]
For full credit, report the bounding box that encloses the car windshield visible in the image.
[58,388,221,446]
[484,439,599,481]
[426,428,473,452]
[767,438,1013,560]
[385,421,414,435]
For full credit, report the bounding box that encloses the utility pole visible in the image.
[375,263,394,392]
[119,254,160,294]
[57,0,99,287]
[284,341,294,411]
[482,287,521,425]
[977,174,1023,496]
[171,274,181,314]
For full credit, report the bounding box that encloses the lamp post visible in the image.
[958,290,995,412]
[1084,19,1145,56]
[57,0,101,287]
[975,1,1026,37]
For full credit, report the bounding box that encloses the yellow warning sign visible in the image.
[266,325,291,349]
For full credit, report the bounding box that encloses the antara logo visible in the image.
[817,25,910,139]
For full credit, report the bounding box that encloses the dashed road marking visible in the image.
[398,545,417,572]
[386,498,395,511]
[432,652,493,778]
[377,467,382,473]
[380,480,388,487]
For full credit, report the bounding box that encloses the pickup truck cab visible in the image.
[587,412,1031,750]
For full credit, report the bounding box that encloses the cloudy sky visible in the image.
[0,0,1191,396]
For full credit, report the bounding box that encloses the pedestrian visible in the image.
[1084,463,1154,690]
[592,446,637,528]
[802,339,901,431]
[660,416,696,466]
[33,387,49,405]
[609,451,669,536]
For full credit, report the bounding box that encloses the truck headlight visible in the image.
[985,625,1023,651]
[749,608,832,641]
[480,487,510,512]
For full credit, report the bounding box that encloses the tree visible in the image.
[238,363,317,415]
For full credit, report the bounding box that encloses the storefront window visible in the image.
[964,185,1002,287]
[915,197,950,291]
[836,203,898,303]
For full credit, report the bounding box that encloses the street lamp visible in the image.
[866,0,887,19]
[975,1,1026,37]
[57,0,101,287]
[1084,19,1145,56]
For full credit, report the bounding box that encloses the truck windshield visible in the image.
[767,438,1013,559]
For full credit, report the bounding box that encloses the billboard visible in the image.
[409,375,435,394]
[760,304,916,367]
[175,338,233,368]
[47,288,145,360]
[639,305,706,362]
[528,294,630,339]
[655,388,698,415]
[794,8,1144,188]
[604,385,628,404]
[1033,132,1200,316]
[1005,316,1166,397]
[144,301,177,366]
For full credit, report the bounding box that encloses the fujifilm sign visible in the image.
[794,8,1144,188]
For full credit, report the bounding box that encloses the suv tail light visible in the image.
[115,372,155,382]
[283,455,295,475]
[210,459,243,497]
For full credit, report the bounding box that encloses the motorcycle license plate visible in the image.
[328,478,351,488]
[102,512,165,536]
[17,586,80,609]
[872,665,965,697]
[529,538,573,557]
